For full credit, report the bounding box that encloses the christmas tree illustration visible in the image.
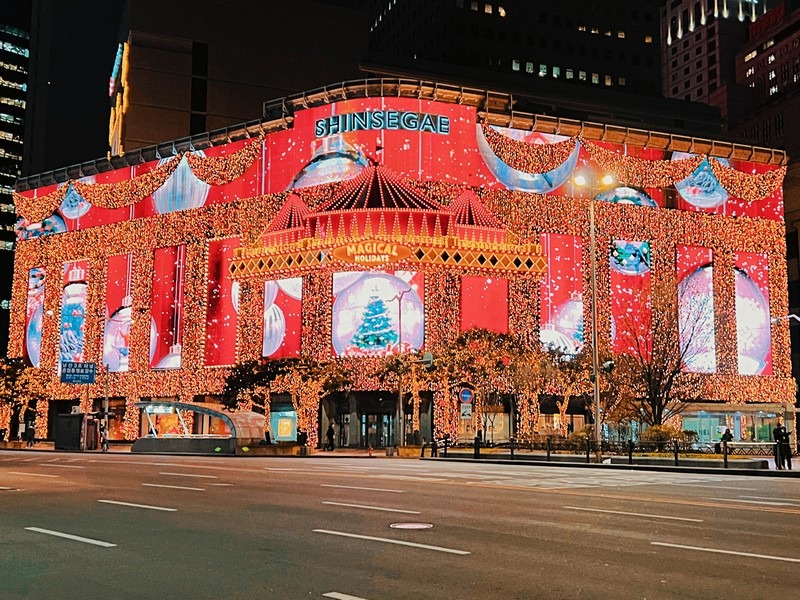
[351,294,399,351]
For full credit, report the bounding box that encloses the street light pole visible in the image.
[392,288,411,447]
[589,197,602,461]
[574,173,614,462]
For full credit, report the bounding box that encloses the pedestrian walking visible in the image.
[25,421,35,447]
[720,428,733,443]
[773,423,785,469]
[99,422,109,452]
[325,422,335,452]
[780,425,793,470]
[17,421,25,443]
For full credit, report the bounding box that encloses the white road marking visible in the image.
[321,484,404,493]
[313,529,470,555]
[97,499,177,512]
[41,464,85,469]
[0,486,20,491]
[707,497,797,507]
[652,542,800,563]
[208,483,234,487]
[322,501,420,514]
[323,592,370,600]
[142,483,205,491]
[375,475,447,482]
[159,472,218,479]
[8,471,60,478]
[563,506,704,522]
[740,495,800,503]
[672,484,758,491]
[25,527,116,548]
[265,467,302,471]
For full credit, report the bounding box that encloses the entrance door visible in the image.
[361,414,394,448]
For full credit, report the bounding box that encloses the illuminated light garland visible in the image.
[186,136,264,185]
[709,160,786,202]
[71,155,182,211]
[580,138,703,188]
[12,184,70,226]
[122,396,140,440]
[0,402,11,441]
[35,398,48,438]
[6,144,793,431]
[480,124,578,173]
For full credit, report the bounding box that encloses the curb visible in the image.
[422,456,800,477]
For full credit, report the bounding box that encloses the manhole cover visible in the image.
[390,523,433,530]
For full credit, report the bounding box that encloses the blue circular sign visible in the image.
[459,388,473,403]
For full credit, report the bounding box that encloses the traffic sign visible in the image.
[60,361,96,385]
[459,388,473,404]
[460,403,473,419]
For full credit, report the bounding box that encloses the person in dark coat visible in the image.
[773,424,785,469]
[780,426,792,470]
[25,421,35,447]
[325,422,335,452]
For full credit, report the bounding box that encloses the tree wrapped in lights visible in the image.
[612,278,710,426]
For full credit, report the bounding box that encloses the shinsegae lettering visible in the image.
[315,110,451,137]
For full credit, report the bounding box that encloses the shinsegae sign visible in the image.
[315,110,451,137]
[331,240,412,266]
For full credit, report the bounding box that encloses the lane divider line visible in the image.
[323,592,370,600]
[159,472,218,479]
[651,541,800,563]
[322,501,420,514]
[25,527,117,548]
[321,484,404,493]
[97,499,177,512]
[563,506,704,522]
[706,497,799,507]
[41,464,85,469]
[313,529,470,555]
[8,471,60,478]
[142,483,204,491]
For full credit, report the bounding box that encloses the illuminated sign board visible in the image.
[332,240,412,266]
[60,361,96,385]
[315,110,450,137]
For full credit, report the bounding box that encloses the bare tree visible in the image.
[612,277,713,426]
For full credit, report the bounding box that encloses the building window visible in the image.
[512,59,520,71]
[539,64,547,77]
[498,6,506,17]
[525,61,534,73]
[553,66,560,78]
[768,54,776,64]
[591,72,599,84]
[0,241,14,251]
[746,66,755,77]
[769,85,778,95]
[579,70,587,81]
[769,71,776,81]
[471,1,478,10]
[744,49,757,62]
[484,3,492,14]
[618,77,626,86]
[776,112,784,137]
[566,68,574,79]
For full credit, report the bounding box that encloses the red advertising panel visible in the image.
[677,246,716,373]
[735,251,771,375]
[460,276,509,334]
[150,245,185,369]
[539,233,583,353]
[205,238,240,367]
[610,241,651,356]
[263,278,303,359]
[104,254,134,372]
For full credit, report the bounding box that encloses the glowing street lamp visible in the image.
[573,172,615,460]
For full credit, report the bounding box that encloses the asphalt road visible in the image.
[1,451,799,600]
